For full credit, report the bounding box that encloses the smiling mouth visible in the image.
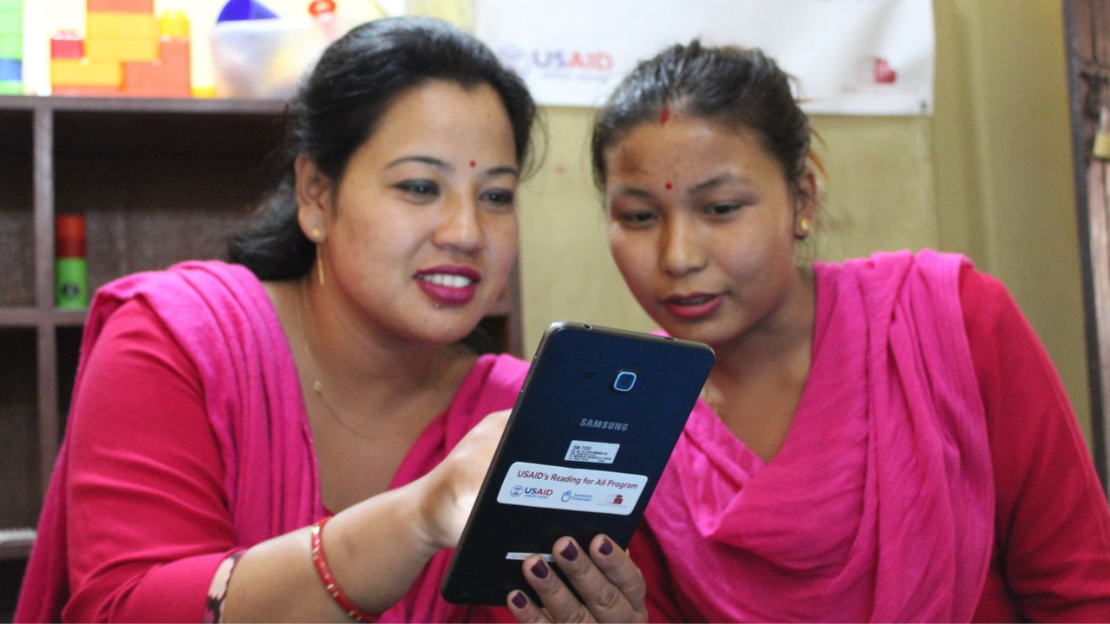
[667,294,716,306]
[416,273,476,288]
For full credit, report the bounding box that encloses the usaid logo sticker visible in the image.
[497,461,647,516]
[496,44,616,82]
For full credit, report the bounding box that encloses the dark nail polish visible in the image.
[531,559,550,579]
[560,542,579,561]
[599,538,614,556]
[511,591,528,609]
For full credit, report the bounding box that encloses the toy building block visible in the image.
[51,58,121,87]
[123,61,189,97]
[159,38,189,65]
[87,12,156,39]
[159,10,189,39]
[0,10,21,37]
[88,0,153,13]
[0,57,20,81]
[0,80,21,94]
[0,37,20,59]
[50,31,83,59]
[85,38,157,62]
[52,84,118,96]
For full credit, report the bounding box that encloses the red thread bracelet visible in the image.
[311,515,379,623]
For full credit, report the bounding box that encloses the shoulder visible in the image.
[449,352,528,414]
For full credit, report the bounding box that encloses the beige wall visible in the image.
[514,0,1095,447]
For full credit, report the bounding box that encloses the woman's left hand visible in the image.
[506,534,648,623]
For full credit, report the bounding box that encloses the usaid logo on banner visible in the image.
[497,44,616,81]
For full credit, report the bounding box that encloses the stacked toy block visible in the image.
[51,0,191,97]
[0,0,22,95]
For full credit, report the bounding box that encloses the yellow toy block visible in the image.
[87,12,156,39]
[51,58,121,87]
[86,38,157,62]
[159,10,189,39]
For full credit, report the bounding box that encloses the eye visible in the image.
[617,210,658,227]
[480,188,516,208]
[704,203,744,217]
[395,180,440,200]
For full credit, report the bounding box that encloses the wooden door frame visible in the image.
[1063,0,1110,494]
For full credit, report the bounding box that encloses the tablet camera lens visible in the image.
[613,370,637,393]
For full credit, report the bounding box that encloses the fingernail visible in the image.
[599,538,614,556]
[511,591,528,609]
[560,542,579,561]
[531,559,549,579]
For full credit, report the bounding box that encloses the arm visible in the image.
[961,268,1110,621]
[64,298,508,622]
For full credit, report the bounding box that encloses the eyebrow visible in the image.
[386,156,519,179]
[689,174,746,194]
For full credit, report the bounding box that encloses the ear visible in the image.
[792,169,818,239]
[294,155,334,242]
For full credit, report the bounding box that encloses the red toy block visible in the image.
[87,0,153,13]
[122,61,189,97]
[53,84,120,96]
[51,31,84,59]
[159,38,189,65]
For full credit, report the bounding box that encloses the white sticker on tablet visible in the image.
[565,440,620,464]
[497,461,647,516]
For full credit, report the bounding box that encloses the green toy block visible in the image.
[0,0,23,12]
[0,10,21,37]
[0,37,21,59]
[0,80,21,95]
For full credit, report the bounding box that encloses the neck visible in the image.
[707,268,816,391]
[291,277,471,423]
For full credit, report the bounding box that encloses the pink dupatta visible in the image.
[645,250,994,622]
[16,260,525,623]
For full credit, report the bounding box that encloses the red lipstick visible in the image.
[414,265,481,305]
[662,293,722,320]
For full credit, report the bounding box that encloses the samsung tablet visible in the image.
[440,321,714,605]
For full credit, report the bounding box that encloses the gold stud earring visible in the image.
[310,227,323,241]
[797,217,811,239]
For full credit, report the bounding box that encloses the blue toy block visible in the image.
[0,57,20,81]
[216,0,277,22]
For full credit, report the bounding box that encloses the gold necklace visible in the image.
[296,289,383,441]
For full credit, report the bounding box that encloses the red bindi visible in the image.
[665,182,673,190]
[660,107,670,125]
[469,160,476,168]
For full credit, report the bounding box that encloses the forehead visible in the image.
[362,81,515,155]
[605,117,782,181]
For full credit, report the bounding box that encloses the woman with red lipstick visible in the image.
[16,18,646,624]
[582,42,1110,622]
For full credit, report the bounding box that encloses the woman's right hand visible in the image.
[415,409,511,551]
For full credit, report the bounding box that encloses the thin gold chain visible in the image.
[296,288,384,440]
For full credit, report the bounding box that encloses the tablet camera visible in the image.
[613,370,637,393]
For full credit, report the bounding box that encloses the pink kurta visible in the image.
[16,260,527,623]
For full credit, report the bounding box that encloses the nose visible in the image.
[659,216,706,277]
[433,192,486,255]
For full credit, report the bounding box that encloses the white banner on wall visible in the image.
[474,0,934,116]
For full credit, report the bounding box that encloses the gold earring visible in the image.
[797,217,811,239]
[315,247,325,286]
[310,227,323,241]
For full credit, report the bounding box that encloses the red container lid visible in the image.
[56,214,86,258]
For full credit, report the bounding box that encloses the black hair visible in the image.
[229,17,539,279]
[591,41,813,195]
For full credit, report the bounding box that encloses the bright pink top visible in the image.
[633,250,1110,622]
[15,261,527,623]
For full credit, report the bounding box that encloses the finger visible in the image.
[549,536,641,622]
[506,589,552,624]
[521,552,595,623]
[586,535,647,613]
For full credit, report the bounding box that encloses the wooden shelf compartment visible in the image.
[0,329,41,531]
[0,107,34,308]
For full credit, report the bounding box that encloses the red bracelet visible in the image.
[310,515,379,623]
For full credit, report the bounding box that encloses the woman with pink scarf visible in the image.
[586,42,1110,621]
[16,18,645,624]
